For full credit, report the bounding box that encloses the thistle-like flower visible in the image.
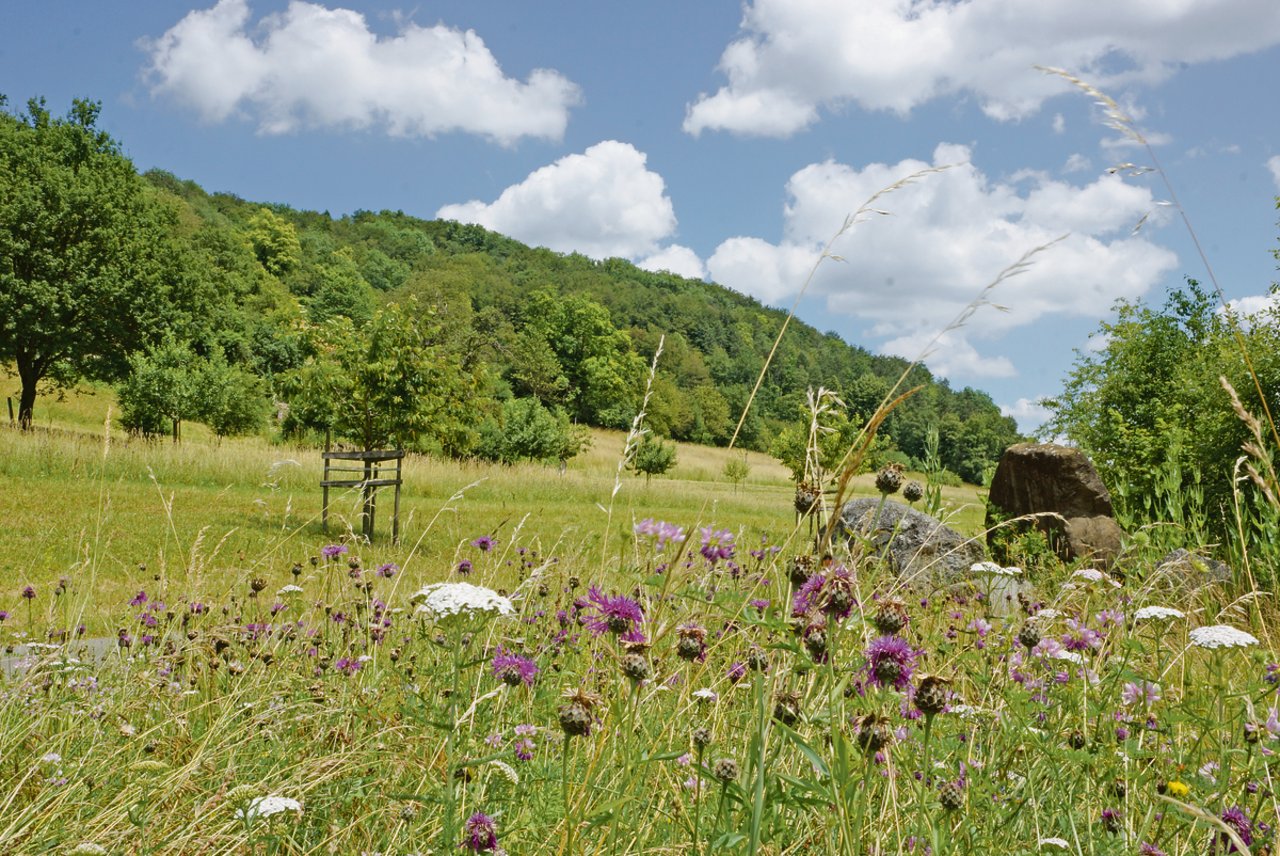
[582,586,644,636]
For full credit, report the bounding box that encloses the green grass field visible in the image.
[0,384,985,632]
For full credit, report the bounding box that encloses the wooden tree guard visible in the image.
[321,448,404,544]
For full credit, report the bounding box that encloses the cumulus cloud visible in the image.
[437,141,682,261]
[637,245,707,280]
[143,0,580,144]
[1269,155,1280,189]
[685,0,1280,137]
[1001,397,1056,432]
[1219,292,1280,330]
[705,143,1179,380]
[1063,153,1092,174]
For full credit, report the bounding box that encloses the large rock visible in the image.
[1149,548,1231,590]
[838,498,986,586]
[986,443,1125,568]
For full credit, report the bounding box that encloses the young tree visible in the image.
[0,97,201,428]
[631,434,677,483]
[723,453,750,492]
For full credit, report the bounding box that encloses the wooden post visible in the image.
[392,450,402,545]
[322,430,331,534]
[362,454,375,542]
[6,397,13,425]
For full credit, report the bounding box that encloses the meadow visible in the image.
[1,383,1276,855]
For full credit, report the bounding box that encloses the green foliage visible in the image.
[1044,278,1280,547]
[723,453,750,490]
[0,97,207,427]
[282,300,485,454]
[117,337,202,439]
[198,354,269,438]
[245,207,302,277]
[630,434,677,482]
[476,397,590,465]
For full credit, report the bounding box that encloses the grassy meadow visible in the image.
[2,384,1277,855]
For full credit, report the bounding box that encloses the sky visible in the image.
[4,0,1280,433]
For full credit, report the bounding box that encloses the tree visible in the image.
[0,97,199,428]
[723,453,750,492]
[476,397,590,465]
[282,299,486,454]
[631,434,677,483]
[117,337,202,440]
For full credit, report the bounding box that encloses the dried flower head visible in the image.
[712,757,739,783]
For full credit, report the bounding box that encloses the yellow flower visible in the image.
[1166,780,1189,798]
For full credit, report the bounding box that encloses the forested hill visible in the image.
[134,168,1018,483]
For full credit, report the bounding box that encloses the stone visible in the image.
[1150,548,1231,589]
[838,498,986,586]
[986,443,1125,568]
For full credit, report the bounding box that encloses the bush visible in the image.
[477,398,589,465]
[631,434,677,482]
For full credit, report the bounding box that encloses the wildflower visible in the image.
[915,675,952,716]
[558,688,599,737]
[1138,844,1168,856]
[235,795,303,820]
[1038,839,1070,850]
[22,585,36,599]
[376,563,398,578]
[582,587,644,636]
[68,845,108,855]
[1189,625,1259,649]
[1121,681,1161,707]
[903,480,924,503]
[470,535,496,553]
[462,811,499,851]
[938,781,964,811]
[277,584,303,596]
[1070,568,1120,588]
[699,526,735,563]
[852,713,892,753]
[970,561,1021,576]
[875,464,903,495]
[748,598,770,613]
[675,623,708,662]
[865,635,918,690]
[129,591,148,607]
[1220,806,1253,851]
[726,662,747,683]
[334,657,362,675]
[320,544,348,560]
[621,651,651,682]
[873,598,910,635]
[792,566,856,619]
[1164,780,1189,798]
[491,648,538,687]
[1062,619,1102,652]
[712,758,739,783]
[410,583,514,619]
[1134,606,1185,622]
[693,688,718,704]
[635,518,686,549]
[0,610,8,622]
[513,739,536,761]
[457,559,473,575]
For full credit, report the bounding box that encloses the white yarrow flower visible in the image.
[411,583,515,619]
[277,584,304,596]
[692,688,718,703]
[1039,838,1070,850]
[970,561,1021,576]
[235,794,303,820]
[1030,609,1062,622]
[1133,606,1185,622]
[1189,625,1259,650]
[1071,568,1121,587]
[68,845,108,856]
[1050,649,1084,665]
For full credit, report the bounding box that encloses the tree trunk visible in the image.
[18,380,36,431]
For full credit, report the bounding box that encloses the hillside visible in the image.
[135,168,1020,483]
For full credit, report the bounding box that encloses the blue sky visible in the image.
[4,0,1280,432]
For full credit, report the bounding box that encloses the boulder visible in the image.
[986,443,1125,568]
[838,498,986,586]
[1149,548,1232,589]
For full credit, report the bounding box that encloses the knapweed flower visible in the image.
[1190,625,1259,650]
[470,535,497,553]
[582,586,644,635]
[462,811,499,851]
[21,585,36,600]
[1220,806,1253,851]
[865,635,918,690]
[491,648,538,687]
[1134,605,1185,622]
[411,583,515,619]
[792,566,856,619]
[634,518,687,549]
[320,544,348,560]
[235,794,303,820]
[456,559,473,575]
[376,563,398,578]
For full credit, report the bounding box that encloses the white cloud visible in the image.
[143,0,580,144]
[1219,292,1280,330]
[705,143,1179,381]
[437,141,680,261]
[1268,155,1280,190]
[1001,397,1055,432]
[1063,153,1092,174]
[685,0,1280,137]
[1052,113,1065,134]
[637,245,707,280]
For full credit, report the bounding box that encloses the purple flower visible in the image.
[21,585,36,600]
[864,635,918,690]
[334,657,362,675]
[471,535,496,553]
[0,610,9,622]
[582,586,644,636]
[188,601,207,614]
[635,518,687,550]
[1138,844,1168,856]
[491,648,539,687]
[456,559,473,575]
[376,563,398,578]
[727,661,747,683]
[1221,806,1253,851]
[699,526,735,563]
[514,738,536,761]
[462,811,499,851]
[320,544,348,560]
[1121,681,1161,707]
[128,591,148,607]
[748,598,770,613]
[1062,619,1102,652]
